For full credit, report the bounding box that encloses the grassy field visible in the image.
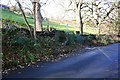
[0,8,97,34]
[0,8,34,24]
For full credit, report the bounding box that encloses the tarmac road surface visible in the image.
[3,43,119,78]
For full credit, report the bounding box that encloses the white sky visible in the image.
[0,0,66,19]
[0,0,118,20]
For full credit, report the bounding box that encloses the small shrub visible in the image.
[66,33,76,45]
[54,31,67,43]
[75,36,85,44]
[74,35,96,45]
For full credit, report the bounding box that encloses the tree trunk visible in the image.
[32,1,43,40]
[76,9,81,31]
[97,24,100,35]
[16,1,32,37]
[75,7,83,35]
[97,15,100,35]
[118,1,120,36]
[35,2,43,31]
[32,1,43,32]
[33,2,37,40]
[79,8,83,35]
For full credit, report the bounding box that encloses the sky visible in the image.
[0,0,67,19]
[0,0,119,20]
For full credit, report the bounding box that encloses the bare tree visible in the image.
[117,1,120,36]
[87,0,116,35]
[57,0,88,34]
[15,0,47,39]
[71,0,84,34]
[32,0,43,32]
[16,0,33,37]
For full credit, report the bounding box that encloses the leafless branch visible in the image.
[15,0,33,37]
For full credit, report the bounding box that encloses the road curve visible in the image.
[3,43,119,78]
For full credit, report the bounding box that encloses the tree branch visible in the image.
[16,0,33,37]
